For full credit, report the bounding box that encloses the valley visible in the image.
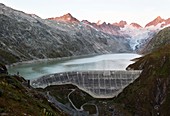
[1,2,170,116]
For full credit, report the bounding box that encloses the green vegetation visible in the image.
[43,85,75,104]
[69,89,94,109]
[0,64,66,115]
[82,104,97,115]
[114,44,170,115]
[44,85,95,109]
[143,27,170,53]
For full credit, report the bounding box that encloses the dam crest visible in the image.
[31,70,142,98]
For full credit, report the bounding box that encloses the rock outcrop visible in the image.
[113,20,127,28]
[48,13,79,23]
[130,23,142,28]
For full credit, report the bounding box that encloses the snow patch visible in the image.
[120,25,157,50]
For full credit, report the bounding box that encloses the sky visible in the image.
[1,0,170,26]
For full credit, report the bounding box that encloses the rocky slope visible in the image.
[0,3,132,64]
[113,43,170,115]
[142,27,170,54]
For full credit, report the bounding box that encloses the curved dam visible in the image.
[31,70,142,98]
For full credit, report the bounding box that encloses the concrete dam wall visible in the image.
[31,70,142,98]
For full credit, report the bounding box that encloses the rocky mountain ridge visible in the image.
[49,13,170,31]
[145,16,165,27]
[1,3,170,65]
[0,3,132,64]
[49,13,170,52]
[145,16,170,28]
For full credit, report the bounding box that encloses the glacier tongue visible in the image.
[120,25,158,50]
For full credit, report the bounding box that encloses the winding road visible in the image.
[67,89,99,115]
[67,89,83,111]
[46,91,89,116]
[81,103,99,116]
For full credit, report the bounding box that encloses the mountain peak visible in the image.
[130,23,142,28]
[62,13,74,20]
[145,16,165,27]
[113,20,127,28]
[48,13,79,23]
[96,20,105,25]
[156,16,163,20]
[64,13,72,17]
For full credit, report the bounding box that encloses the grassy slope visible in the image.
[114,44,170,115]
[0,74,66,116]
[142,27,170,54]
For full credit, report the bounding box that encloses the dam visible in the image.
[31,70,142,98]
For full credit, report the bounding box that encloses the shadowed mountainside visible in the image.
[0,63,67,115]
[113,44,170,115]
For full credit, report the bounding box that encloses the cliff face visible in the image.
[114,44,170,115]
[0,3,132,64]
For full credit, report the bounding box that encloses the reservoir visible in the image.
[8,53,141,80]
